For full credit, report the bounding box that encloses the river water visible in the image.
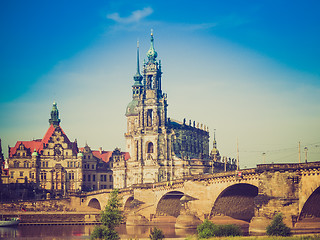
[0,224,196,239]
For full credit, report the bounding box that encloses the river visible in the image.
[0,224,196,239]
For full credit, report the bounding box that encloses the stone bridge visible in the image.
[78,161,320,233]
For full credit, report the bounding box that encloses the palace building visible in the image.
[113,32,236,189]
[6,103,117,196]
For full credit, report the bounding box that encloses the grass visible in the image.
[185,234,320,240]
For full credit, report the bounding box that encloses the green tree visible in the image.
[149,227,165,240]
[91,189,124,240]
[266,213,292,236]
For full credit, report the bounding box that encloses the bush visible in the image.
[90,226,119,240]
[197,219,242,238]
[215,224,242,237]
[149,227,165,240]
[266,213,292,236]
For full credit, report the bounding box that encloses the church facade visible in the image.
[113,32,237,189]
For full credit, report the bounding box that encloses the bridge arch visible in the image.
[88,198,101,210]
[211,183,258,222]
[156,191,184,217]
[124,196,135,211]
[300,186,320,219]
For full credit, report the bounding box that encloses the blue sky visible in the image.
[1,0,319,167]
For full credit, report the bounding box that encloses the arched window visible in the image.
[147,109,153,126]
[147,142,154,153]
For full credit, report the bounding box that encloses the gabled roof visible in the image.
[9,124,78,157]
[92,150,130,163]
[92,151,113,163]
[79,148,131,163]
[9,140,42,157]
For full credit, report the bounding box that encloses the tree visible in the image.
[149,227,165,240]
[266,213,291,236]
[91,189,124,240]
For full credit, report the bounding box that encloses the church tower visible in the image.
[123,31,171,187]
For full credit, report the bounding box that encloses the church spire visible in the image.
[213,129,217,148]
[49,102,61,127]
[147,29,158,63]
[133,40,143,86]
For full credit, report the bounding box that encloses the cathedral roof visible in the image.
[126,99,139,116]
[147,30,158,63]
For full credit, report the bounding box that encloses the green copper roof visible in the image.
[49,102,61,127]
[133,41,143,86]
[126,99,139,116]
[147,30,158,63]
[32,149,38,157]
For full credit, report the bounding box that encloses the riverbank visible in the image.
[1,212,101,225]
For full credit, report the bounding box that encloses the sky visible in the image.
[0,0,319,168]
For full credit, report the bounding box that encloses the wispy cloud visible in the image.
[107,7,153,24]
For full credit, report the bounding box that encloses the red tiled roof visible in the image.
[9,140,42,157]
[80,149,131,163]
[123,152,130,161]
[92,151,113,163]
[9,124,78,157]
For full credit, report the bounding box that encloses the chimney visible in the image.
[99,147,102,154]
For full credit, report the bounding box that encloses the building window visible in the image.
[147,109,153,126]
[100,175,104,182]
[93,175,95,182]
[41,172,47,180]
[20,171,23,177]
[83,174,86,181]
[10,172,14,178]
[46,162,48,168]
[88,175,91,182]
[147,142,154,153]
[109,175,113,182]
[104,175,107,182]
[88,155,90,159]
[92,164,94,170]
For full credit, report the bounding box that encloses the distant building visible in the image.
[113,32,236,188]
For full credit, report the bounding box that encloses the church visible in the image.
[2,32,237,197]
[112,32,237,188]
